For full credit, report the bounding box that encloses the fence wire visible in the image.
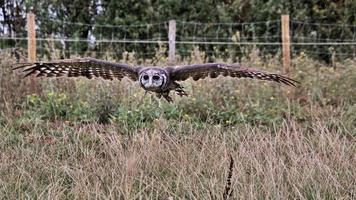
[0,18,355,61]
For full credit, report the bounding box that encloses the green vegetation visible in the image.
[0,51,355,198]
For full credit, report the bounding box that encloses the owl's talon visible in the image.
[163,95,173,102]
[156,93,162,98]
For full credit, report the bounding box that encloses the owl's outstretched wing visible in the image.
[13,58,140,81]
[167,63,299,86]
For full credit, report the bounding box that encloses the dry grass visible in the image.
[0,50,355,199]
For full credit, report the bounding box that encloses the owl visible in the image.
[13,58,299,102]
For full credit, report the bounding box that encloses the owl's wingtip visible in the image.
[11,62,36,71]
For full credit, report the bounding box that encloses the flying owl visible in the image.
[13,58,299,102]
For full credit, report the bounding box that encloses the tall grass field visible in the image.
[0,51,355,199]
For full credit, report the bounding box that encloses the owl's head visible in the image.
[138,68,168,91]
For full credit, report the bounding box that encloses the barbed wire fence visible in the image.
[0,14,355,68]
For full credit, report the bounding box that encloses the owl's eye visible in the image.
[152,75,160,80]
[143,75,149,80]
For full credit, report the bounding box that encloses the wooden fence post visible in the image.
[26,12,39,94]
[27,12,36,62]
[168,20,176,65]
[281,15,290,75]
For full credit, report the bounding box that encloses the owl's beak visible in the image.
[144,82,156,90]
[146,85,155,89]
[146,79,154,88]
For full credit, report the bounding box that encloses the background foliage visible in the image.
[0,0,355,61]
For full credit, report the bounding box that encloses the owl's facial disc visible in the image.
[139,70,167,91]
